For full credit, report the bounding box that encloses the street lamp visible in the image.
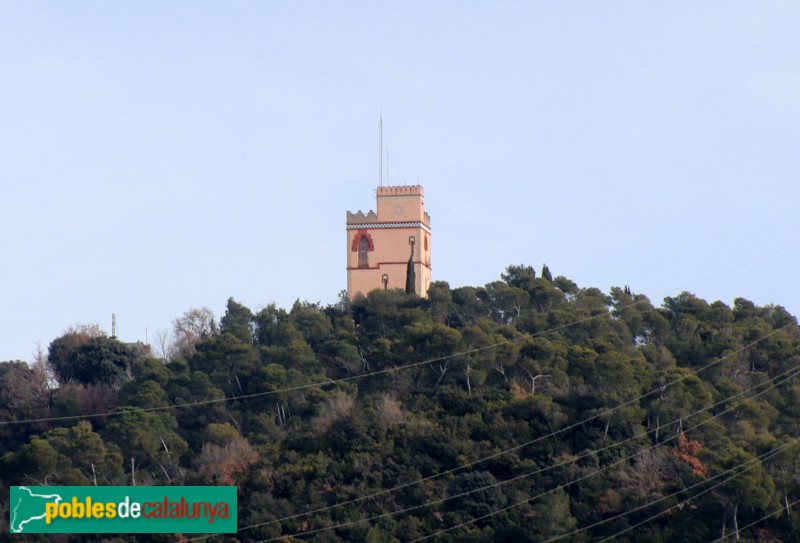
[382,274,389,290]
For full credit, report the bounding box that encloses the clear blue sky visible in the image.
[2,2,799,362]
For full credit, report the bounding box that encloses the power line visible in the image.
[243,329,797,542]
[679,239,800,293]
[169,295,654,543]
[592,440,797,543]
[2,304,787,543]
[173,241,799,543]
[283,360,800,542]
[541,439,798,543]
[209,323,792,542]
[707,496,800,543]
[403,352,799,543]
[0,336,528,426]
[10,239,797,430]
[1,292,663,428]
[4,242,792,542]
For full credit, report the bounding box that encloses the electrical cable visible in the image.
[246,338,799,542]
[403,356,800,543]
[591,441,796,543]
[707,497,800,542]
[216,323,792,541]
[541,439,798,543]
[7,295,781,542]
[22,237,798,428]
[5,243,793,541]
[0,295,656,427]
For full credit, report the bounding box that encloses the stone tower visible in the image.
[346,185,432,299]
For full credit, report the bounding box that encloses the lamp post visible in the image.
[382,274,389,290]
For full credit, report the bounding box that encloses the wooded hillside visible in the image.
[2,264,799,542]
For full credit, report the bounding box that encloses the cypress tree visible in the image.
[405,255,416,295]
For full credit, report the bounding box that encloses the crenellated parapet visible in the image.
[346,210,379,224]
[376,185,424,197]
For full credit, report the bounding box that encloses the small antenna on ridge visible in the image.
[112,313,117,339]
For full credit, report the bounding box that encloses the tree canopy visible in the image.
[2,267,800,542]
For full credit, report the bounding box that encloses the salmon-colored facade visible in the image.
[346,185,432,299]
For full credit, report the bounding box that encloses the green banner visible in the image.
[9,486,236,534]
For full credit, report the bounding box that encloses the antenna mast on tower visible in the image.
[379,117,383,187]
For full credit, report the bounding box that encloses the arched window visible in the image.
[358,236,370,268]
